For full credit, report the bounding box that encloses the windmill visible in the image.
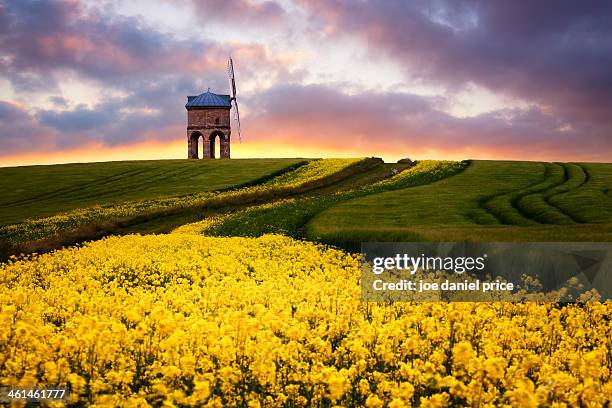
[227,57,242,143]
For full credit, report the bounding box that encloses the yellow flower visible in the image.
[506,379,538,408]
[0,231,610,406]
[365,394,384,408]
[67,373,87,394]
[419,393,449,408]
[358,379,371,396]
[452,342,476,368]
[483,357,506,381]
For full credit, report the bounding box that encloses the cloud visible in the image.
[0,73,195,155]
[0,0,233,89]
[297,1,612,124]
[0,0,302,100]
[187,0,285,24]
[2,80,608,162]
[48,96,70,108]
[31,76,192,149]
[245,83,610,161]
[0,101,58,155]
[39,106,117,132]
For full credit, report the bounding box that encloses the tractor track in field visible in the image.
[539,163,589,223]
[507,163,570,225]
[0,164,217,209]
[477,163,579,226]
[544,163,601,224]
[53,165,201,202]
[475,163,554,225]
[513,163,581,225]
[0,159,384,260]
[0,167,157,208]
[1,162,310,217]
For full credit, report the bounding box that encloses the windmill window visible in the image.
[215,117,220,125]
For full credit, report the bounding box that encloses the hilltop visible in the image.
[1,158,612,259]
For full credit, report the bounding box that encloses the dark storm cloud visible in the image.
[299,0,612,124]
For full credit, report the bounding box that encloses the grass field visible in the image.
[0,158,380,257]
[2,158,612,256]
[306,160,612,247]
[198,161,465,239]
[0,159,304,226]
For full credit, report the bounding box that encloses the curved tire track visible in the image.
[478,163,570,225]
[540,163,588,223]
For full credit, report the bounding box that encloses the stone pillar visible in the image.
[220,133,230,159]
[209,136,215,159]
[187,131,198,159]
[202,134,212,159]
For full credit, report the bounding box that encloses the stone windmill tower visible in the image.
[186,58,241,159]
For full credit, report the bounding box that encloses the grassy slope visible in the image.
[0,158,385,260]
[3,158,612,254]
[113,159,394,235]
[306,160,612,246]
[551,163,612,223]
[199,161,466,239]
[0,159,303,226]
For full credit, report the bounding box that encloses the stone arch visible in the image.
[209,130,230,159]
[188,130,203,159]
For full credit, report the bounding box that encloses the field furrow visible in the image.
[303,160,612,249]
[515,163,587,224]
[548,163,612,223]
[480,163,567,226]
[0,167,152,208]
[0,159,305,226]
[0,158,375,253]
[3,159,612,258]
[53,165,199,202]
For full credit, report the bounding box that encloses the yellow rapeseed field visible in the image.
[1,232,611,406]
[364,160,465,192]
[1,160,611,406]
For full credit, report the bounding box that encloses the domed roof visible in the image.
[185,90,232,108]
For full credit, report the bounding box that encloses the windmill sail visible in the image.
[227,57,242,142]
[233,102,241,141]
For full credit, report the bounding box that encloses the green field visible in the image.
[306,160,612,247]
[2,158,612,257]
[0,159,304,226]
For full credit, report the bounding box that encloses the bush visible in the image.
[397,157,416,165]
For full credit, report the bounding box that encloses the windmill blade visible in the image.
[233,100,242,143]
[227,57,241,142]
[227,57,237,99]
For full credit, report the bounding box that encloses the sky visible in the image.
[0,0,611,166]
